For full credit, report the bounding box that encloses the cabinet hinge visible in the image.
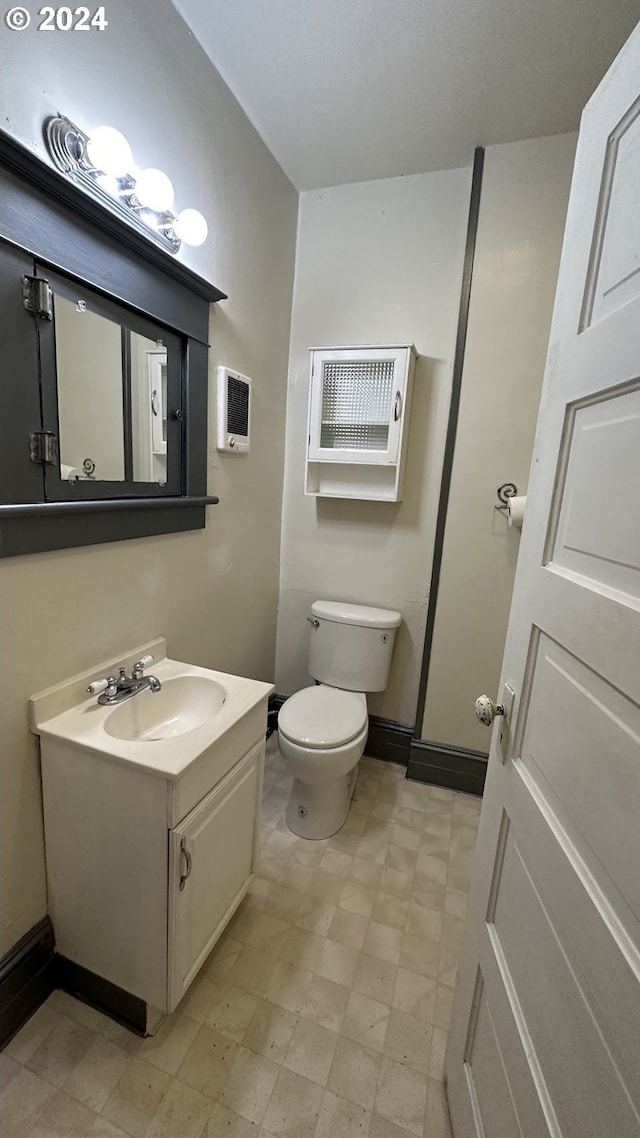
[30,431,58,465]
[22,275,53,320]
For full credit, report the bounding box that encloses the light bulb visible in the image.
[86,126,132,177]
[134,168,175,213]
[173,208,208,246]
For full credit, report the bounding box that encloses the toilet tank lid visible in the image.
[311,600,402,629]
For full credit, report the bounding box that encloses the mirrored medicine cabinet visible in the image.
[0,129,226,557]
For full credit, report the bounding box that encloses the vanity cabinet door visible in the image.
[167,742,261,1011]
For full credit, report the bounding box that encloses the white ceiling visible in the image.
[173,1,639,190]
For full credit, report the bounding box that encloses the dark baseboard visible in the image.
[0,916,56,1049]
[408,739,487,796]
[270,694,411,768]
[366,715,412,767]
[55,956,147,1036]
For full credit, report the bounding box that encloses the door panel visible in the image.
[167,744,260,1011]
[446,23,640,1138]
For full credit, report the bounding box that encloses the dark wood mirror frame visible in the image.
[0,129,226,558]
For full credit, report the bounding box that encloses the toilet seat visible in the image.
[278,685,367,749]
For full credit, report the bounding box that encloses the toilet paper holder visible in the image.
[494,482,518,514]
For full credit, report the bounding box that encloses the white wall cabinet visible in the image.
[305,345,416,501]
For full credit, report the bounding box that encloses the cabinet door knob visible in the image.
[474,694,505,726]
[178,835,192,891]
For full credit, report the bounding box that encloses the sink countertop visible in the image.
[31,655,274,780]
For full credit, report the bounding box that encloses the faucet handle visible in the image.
[132,654,154,678]
[87,675,118,696]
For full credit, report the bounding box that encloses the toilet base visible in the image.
[286,766,359,840]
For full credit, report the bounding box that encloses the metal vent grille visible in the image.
[320,359,394,450]
[227,376,250,435]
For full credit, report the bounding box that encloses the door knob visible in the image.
[474,694,505,726]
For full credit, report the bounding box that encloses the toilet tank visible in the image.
[308,600,401,692]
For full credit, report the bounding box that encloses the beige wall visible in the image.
[421,134,577,752]
[0,0,297,954]
[275,169,472,723]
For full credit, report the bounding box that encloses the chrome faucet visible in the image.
[86,655,162,706]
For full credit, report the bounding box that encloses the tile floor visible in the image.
[1,736,480,1138]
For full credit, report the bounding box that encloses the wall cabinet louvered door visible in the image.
[306,345,415,501]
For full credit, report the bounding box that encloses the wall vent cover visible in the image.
[217,367,252,453]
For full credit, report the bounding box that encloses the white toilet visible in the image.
[277,600,401,839]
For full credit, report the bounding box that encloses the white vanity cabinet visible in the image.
[32,645,272,1033]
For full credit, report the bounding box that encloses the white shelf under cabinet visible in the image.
[306,345,416,501]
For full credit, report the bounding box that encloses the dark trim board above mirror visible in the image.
[0,130,225,557]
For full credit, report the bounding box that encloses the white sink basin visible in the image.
[104,676,227,742]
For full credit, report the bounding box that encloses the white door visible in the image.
[167,744,261,1011]
[446,24,640,1138]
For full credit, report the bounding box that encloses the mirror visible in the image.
[54,296,168,485]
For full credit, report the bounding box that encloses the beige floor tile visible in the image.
[370,1114,418,1138]
[5,1002,59,1064]
[206,983,261,1041]
[415,854,447,886]
[392,970,437,1024]
[326,1037,381,1110]
[45,992,113,1037]
[278,862,315,894]
[363,921,404,967]
[274,927,323,971]
[29,1089,97,1138]
[219,1046,280,1125]
[295,899,336,936]
[300,975,349,1032]
[374,1055,427,1136]
[314,1089,371,1138]
[267,960,314,1015]
[379,868,414,901]
[432,986,454,1031]
[355,837,388,866]
[441,916,464,950]
[283,1017,338,1086]
[391,824,422,851]
[429,1027,447,1081]
[241,911,293,952]
[244,1002,298,1063]
[383,1010,432,1075]
[0,1051,21,1092]
[444,890,468,920]
[396,808,425,833]
[438,943,459,989]
[341,991,390,1053]
[228,945,280,997]
[399,785,430,813]
[306,873,345,905]
[318,849,353,878]
[353,953,398,1005]
[363,817,395,844]
[177,1025,238,1098]
[138,1012,200,1076]
[177,971,224,1023]
[145,1079,210,1138]
[406,903,443,944]
[88,1117,131,1137]
[0,1066,57,1138]
[101,1057,172,1138]
[372,893,409,931]
[26,1014,97,1089]
[385,845,419,873]
[411,879,446,915]
[370,800,398,822]
[205,1102,260,1136]
[262,1067,324,1136]
[314,937,359,986]
[348,857,383,889]
[264,884,308,922]
[424,1078,453,1138]
[327,908,368,950]
[338,881,376,918]
[400,934,441,980]
[62,1034,129,1110]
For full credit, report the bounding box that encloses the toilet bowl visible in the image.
[277,599,401,840]
[278,685,368,838]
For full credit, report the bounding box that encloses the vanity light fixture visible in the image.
[43,114,208,254]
